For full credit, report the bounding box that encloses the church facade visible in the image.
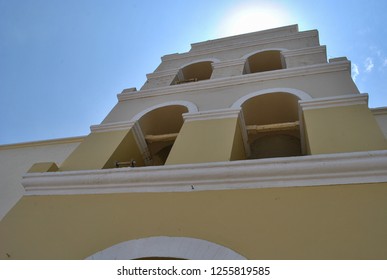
[1,25,387,259]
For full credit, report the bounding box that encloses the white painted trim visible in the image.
[86,236,246,260]
[299,94,368,110]
[240,48,288,60]
[90,121,135,133]
[0,136,85,150]
[146,68,177,79]
[118,60,345,103]
[231,88,312,109]
[22,150,387,196]
[146,59,222,80]
[190,24,298,51]
[183,108,241,122]
[371,107,387,116]
[91,101,199,132]
[162,30,317,62]
[178,58,221,70]
[130,100,199,122]
[282,46,327,58]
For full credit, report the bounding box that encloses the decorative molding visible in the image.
[190,24,298,52]
[86,236,246,260]
[22,150,387,196]
[281,46,327,58]
[241,48,288,59]
[299,94,369,111]
[161,30,317,62]
[146,68,178,80]
[90,121,135,133]
[118,61,348,102]
[90,101,199,133]
[120,87,137,94]
[231,88,312,109]
[183,108,241,122]
[178,58,221,69]
[130,100,199,122]
[0,136,85,150]
[371,107,387,116]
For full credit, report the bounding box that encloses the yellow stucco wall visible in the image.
[166,118,241,164]
[1,183,386,260]
[60,129,144,170]
[303,104,387,154]
[0,138,82,221]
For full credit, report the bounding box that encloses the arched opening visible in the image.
[171,61,213,85]
[243,50,284,74]
[241,92,302,159]
[139,105,188,166]
[86,236,246,260]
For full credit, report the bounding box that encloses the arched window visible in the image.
[138,105,188,165]
[171,61,213,85]
[243,50,284,74]
[241,92,302,159]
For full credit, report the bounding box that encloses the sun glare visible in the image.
[219,4,292,37]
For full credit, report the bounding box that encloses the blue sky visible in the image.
[1,0,386,145]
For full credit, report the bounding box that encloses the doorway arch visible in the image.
[86,236,247,260]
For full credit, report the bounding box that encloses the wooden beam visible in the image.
[246,121,299,134]
[145,133,179,143]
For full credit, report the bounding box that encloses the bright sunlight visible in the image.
[219,3,293,37]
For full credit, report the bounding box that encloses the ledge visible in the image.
[299,94,368,110]
[190,24,298,51]
[183,108,241,122]
[118,61,350,102]
[22,150,387,196]
[0,136,85,150]
[282,45,327,58]
[162,30,318,61]
[371,107,387,116]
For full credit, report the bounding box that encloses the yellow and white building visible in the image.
[1,25,387,259]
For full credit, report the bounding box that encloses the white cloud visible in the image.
[365,57,374,72]
[383,59,387,67]
[351,63,359,81]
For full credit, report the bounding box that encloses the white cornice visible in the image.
[183,108,241,122]
[161,30,318,62]
[90,121,135,133]
[0,136,85,150]
[22,150,387,196]
[146,68,177,79]
[371,107,387,116]
[118,61,350,102]
[282,46,326,58]
[190,24,298,51]
[299,94,368,110]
